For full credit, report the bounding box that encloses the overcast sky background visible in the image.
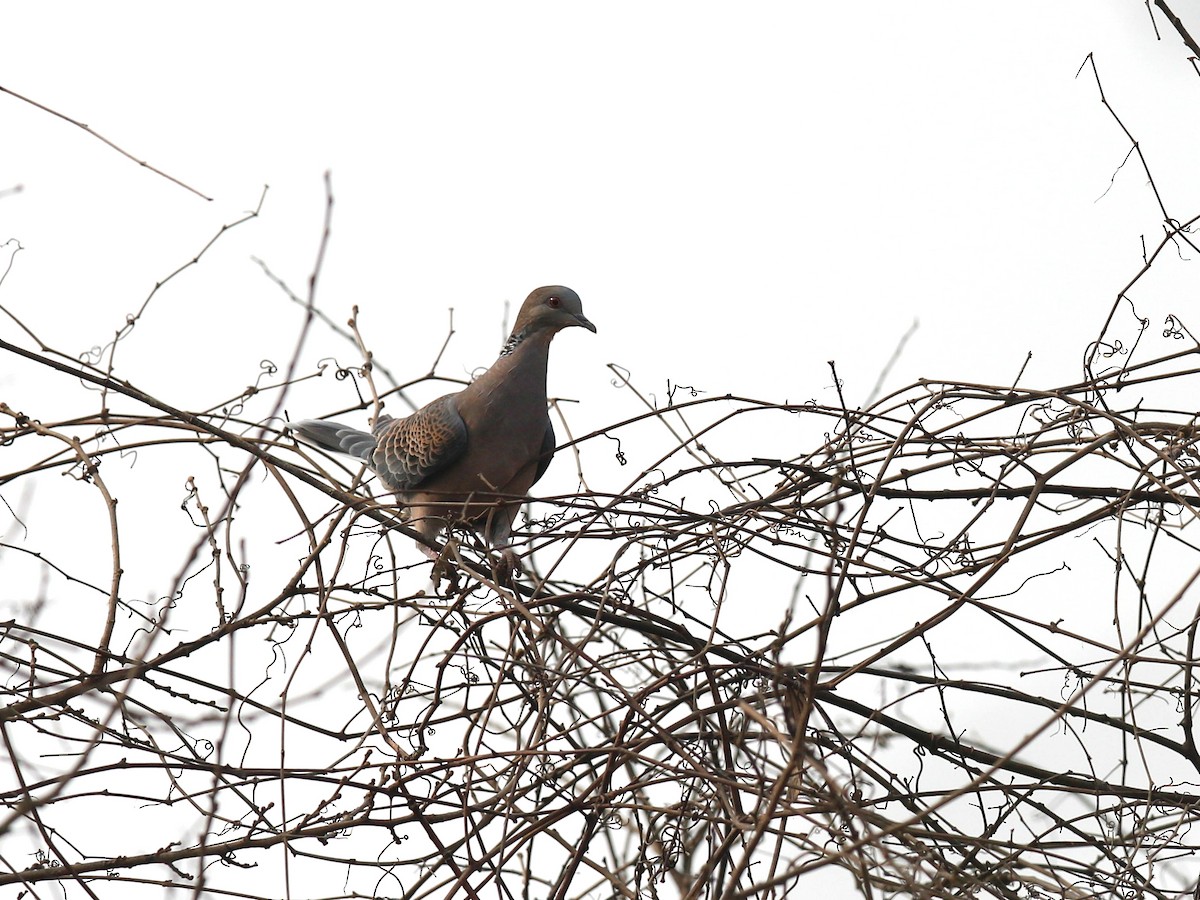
[4,3,1197,420]
[4,3,1198,694]
[6,2,1200,661]
[5,6,1200,897]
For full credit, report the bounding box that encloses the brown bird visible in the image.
[290,286,595,566]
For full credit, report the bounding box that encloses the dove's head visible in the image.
[516,286,597,336]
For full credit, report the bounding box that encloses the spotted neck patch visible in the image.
[499,326,530,357]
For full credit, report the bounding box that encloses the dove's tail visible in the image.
[289,419,376,462]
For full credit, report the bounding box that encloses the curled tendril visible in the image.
[524,511,565,531]
[603,432,627,465]
[67,457,97,483]
[666,381,703,404]
[608,363,631,389]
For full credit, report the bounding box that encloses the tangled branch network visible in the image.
[3,245,1200,900]
[6,33,1200,900]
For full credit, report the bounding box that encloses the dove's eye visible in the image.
[547,296,562,309]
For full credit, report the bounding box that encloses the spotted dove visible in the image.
[290,286,595,561]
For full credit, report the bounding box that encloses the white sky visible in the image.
[7,3,1199,655]
[4,3,1196,416]
[4,2,1197,716]
[5,6,1200,897]
[5,6,1200,688]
